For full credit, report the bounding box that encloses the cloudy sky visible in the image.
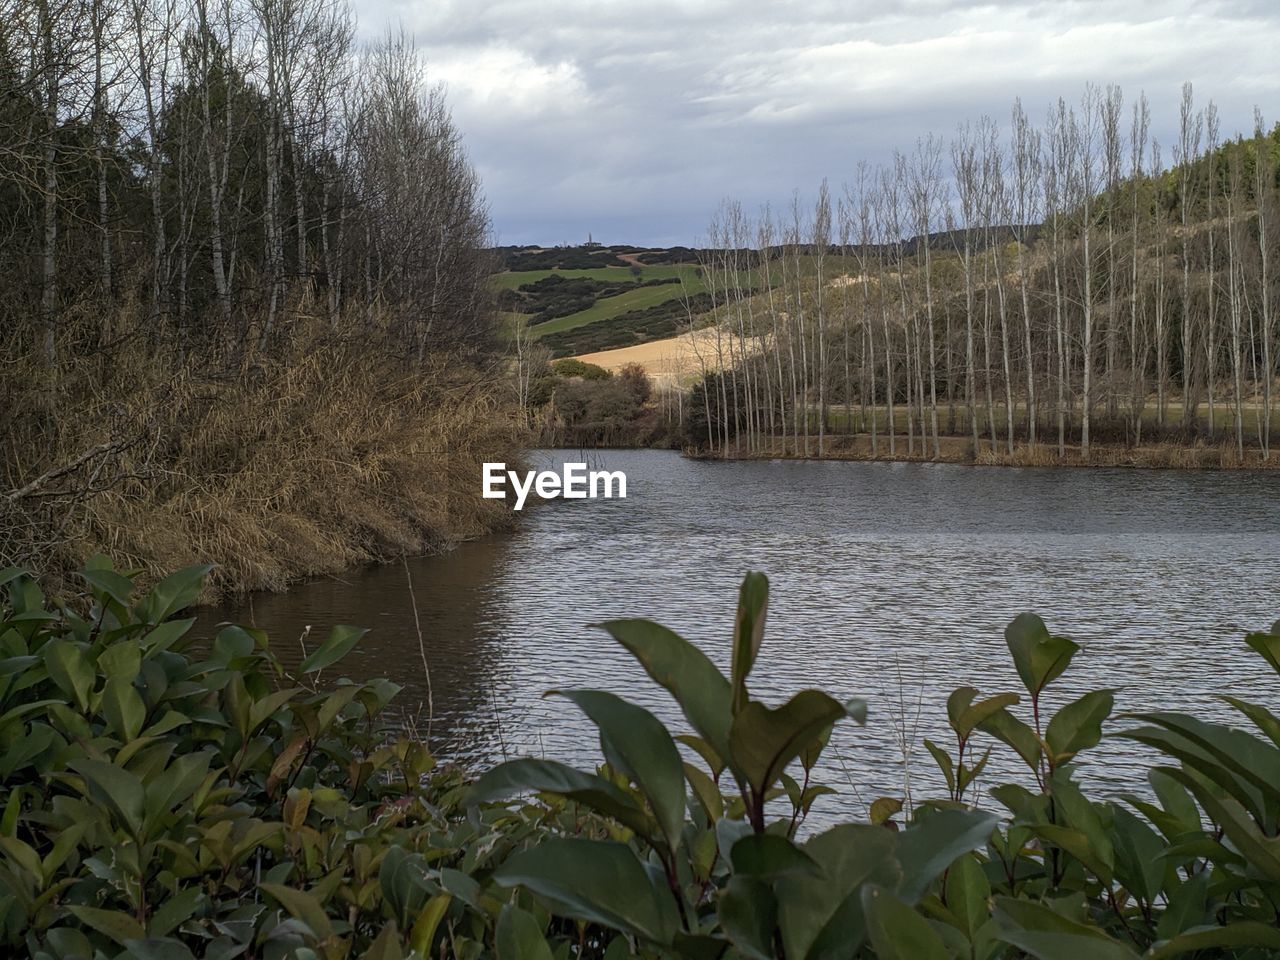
[353,0,1279,246]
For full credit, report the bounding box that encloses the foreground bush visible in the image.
[1,562,1279,958]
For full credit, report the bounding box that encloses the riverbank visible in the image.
[3,327,525,601]
[694,433,1280,470]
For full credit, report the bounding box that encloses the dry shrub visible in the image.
[2,305,522,599]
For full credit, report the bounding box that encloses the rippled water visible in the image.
[204,449,1280,823]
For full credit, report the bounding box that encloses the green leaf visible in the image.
[98,639,141,680]
[148,887,204,939]
[495,903,554,960]
[68,758,145,838]
[1159,768,1280,881]
[1045,689,1113,762]
[1148,768,1201,835]
[299,625,368,674]
[924,739,955,795]
[1221,694,1280,750]
[1120,714,1280,821]
[862,885,949,960]
[102,677,147,742]
[121,939,198,960]
[468,757,652,838]
[0,699,63,736]
[684,761,723,823]
[895,808,999,903]
[731,572,768,713]
[0,655,38,677]
[869,797,903,826]
[137,565,213,624]
[378,847,435,927]
[45,929,94,959]
[1149,921,1280,958]
[1155,871,1208,940]
[362,923,404,960]
[949,688,1021,739]
[1245,626,1280,674]
[1049,770,1115,881]
[552,689,686,849]
[728,689,849,798]
[1032,825,1113,883]
[1146,711,1280,796]
[676,733,725,776]
[409,893,451,956]
[671,932,731,960]
[0,567,28,590]
[66,906,145,945]
[730,834,819,879]
[40,822,87,882]
[776,823,902,960]
[212,625,258,663]
[1004,613,1078,697]
[260,882,334,940]
[598,618,732,760]
[718,876,776,960]
[79,567,137,608]
[998,930,1141,960]
[1110,805,1164,904]
[493,838,678,946]
[141,618,195,654]
[43,639,93,712]
[979,707,1042,772]
[944,854,991,940]
[994,897,1137,959]
[0,836,41,878]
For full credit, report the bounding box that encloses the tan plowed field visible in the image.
[572,329,726,388]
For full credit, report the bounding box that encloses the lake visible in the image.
[204,449,1280,822]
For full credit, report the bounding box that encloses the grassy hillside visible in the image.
[531,271,705,335]
[491,245,716,352]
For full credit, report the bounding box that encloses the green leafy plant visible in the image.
[3,560,1280,959]
[471,572,998,958]
[0,559,579,959]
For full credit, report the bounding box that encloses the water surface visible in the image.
[205,450,1280,821]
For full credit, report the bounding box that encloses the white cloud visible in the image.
[428,45,588,117]
[351,0,1280,244]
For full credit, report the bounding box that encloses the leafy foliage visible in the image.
[2,562,1280,958]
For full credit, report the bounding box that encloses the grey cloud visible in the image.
[352,0,1280,244]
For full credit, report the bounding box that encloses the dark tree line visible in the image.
[0,0,502,573]
[0,0,493,379]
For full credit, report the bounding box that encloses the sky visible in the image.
[350,0,1280,247]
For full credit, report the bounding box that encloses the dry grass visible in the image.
[2,307,522,600]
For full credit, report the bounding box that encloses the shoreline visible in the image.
[687,434,1280,472]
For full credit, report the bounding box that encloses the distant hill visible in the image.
[490,231,1038,359]
[491,245,710,356]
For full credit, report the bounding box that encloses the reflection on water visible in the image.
[203,449,1280,823]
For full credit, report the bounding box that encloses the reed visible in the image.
[2,304,522,598]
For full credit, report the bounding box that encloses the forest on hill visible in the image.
[491,246,713,358]
[0,0,515,592]
[677,86,1280,465]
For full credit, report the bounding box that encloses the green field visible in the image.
[491,264,702,292]
[530,277,707,337]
